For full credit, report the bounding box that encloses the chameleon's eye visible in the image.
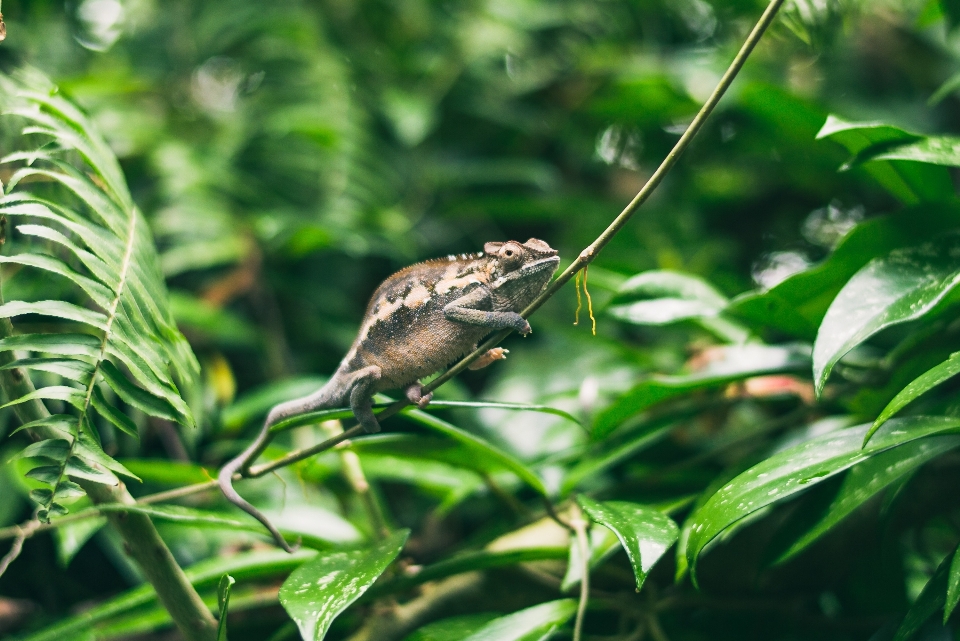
[499,243,523,270]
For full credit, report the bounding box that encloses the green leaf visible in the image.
[370,547,568,597]
[0,333,102,359]
[279,529,409,641]
[576,496,679,590]
[729,204,960,338]
[403,614,501,641]
[816,116,955,203]
[25,465,62,484]
[401,409,548,496]
[0,358,94,381]
[894,546,953,641]
[869,351,960,442]
[813,235,960,396]
[594,344,810,438]
[775,436,960,562]
[862,135,960,167]
[99,360,180,422]
[0,300,107,330]
[461,600,577,641]
[609,270,729,325]
[1,385,86,410]
[217,574,235,641]
[946,545,960,621]
[685,416,960,584]
[91,384,141,438]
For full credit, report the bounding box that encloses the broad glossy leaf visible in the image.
[594,344,809,438]
[217,574,235,641]
[776,436,960,562]
[813,235,960,395]
[279,529,409,641]
[817,116,954,203]
[864,136,960,167]
[577,496,679,590]
[869,351,960,442]
[685,416,960,583]
[729,204,960,338]
[462,600,577,641]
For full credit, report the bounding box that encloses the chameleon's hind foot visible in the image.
[404,382,433,409]
[468,347,509,370]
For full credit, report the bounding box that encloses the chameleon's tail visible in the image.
[218,436,299,553]
[217,384,343,553]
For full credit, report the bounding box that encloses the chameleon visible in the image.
[218,238,560,551]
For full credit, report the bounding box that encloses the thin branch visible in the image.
[0,522,29,578]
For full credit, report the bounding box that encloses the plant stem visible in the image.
[0,318,219,641]
[571,503,590,641]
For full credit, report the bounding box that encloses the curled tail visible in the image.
[217,383,343,553]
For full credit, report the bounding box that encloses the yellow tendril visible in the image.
[572,267,595,335]
[583,266,596,335]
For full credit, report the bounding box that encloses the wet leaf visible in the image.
[813,235,960,396]
[279,529,409,641]
[775,436,960,562]
[868,351,960,442]
[577,496,679,590]
[685,416,960,584]
[461,600,577,641]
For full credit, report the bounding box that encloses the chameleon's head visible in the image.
[484,238,560,308]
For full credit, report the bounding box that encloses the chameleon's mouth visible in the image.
[520,255,560,275]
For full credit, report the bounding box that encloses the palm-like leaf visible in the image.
[0,72,199,520]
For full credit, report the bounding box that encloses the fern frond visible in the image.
[0,72,199,521]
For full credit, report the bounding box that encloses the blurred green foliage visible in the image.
[3,0,960,639]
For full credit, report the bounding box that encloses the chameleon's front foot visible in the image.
[404,382,433,408]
